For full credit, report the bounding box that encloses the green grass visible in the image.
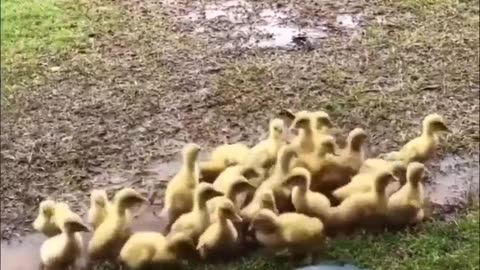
[185,209,479,270]
[0,0,118,98]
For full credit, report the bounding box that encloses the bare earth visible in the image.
[1,0,479,239]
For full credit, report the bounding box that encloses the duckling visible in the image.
[243,118,286,172]
[359,158,408,183]
[208,176,256,222]
[290,110,334,154]
[197,199,243,260]
[163,143,202,231]
[381,113,449,164]
[387,162,426,227]
[283,167,331,221]
[119,231,194,269]
[87,189,110,229]
[248,209,325,263]
[199,143,251,183]
[252,145,298,212]
[213,165,260,192]
[311,110,334,135]
[169,183,224,243]
[327,170,395,234]
[336,128,368,173]
[33,199,61,237]
[332,161,405,201]
[87,189,133,230]
[40,215,90,270]
[88,188,148,260]
[293,136,341,193]
[240,189,279,225]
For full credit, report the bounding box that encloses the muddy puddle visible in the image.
[1,206,168,270]
[425,155,479,214]
[165,0,362,50]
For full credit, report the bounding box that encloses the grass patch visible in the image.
[1,0,118,99]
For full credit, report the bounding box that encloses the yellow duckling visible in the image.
[33,199,61,237]
[336,128,368,173]
[243,118,286,172]
[332,160,405,201]
[248,209,325,263]
[387,162,426,227]
[289,110,316,154]
[119,231,194,269]
[381,113,449,164]
[252,145,298,212]
[40,214,90,270]
[87,189,110,229]
[87,189,133,230]
[311,110,334,135]
[197,199,243,260]
[88,188,148,260]
[240,189,279,225]
[163,143,202,231]
[213,165,260,192]
[208,176,256,222]
[359,158,408,184]
[168,183,224,242]
[199,143,250,182]
[327,170,395,234]
[283,167,331,221]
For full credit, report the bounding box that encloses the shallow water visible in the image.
[426,155,479,210]
[0,207,168,270]
[176,1,350,50]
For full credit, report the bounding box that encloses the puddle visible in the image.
[0,207,168,270]
[172,1,362,50]
[1,233,44,270]
[426,155,479,211]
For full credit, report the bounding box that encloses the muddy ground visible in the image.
[1,0,479,243]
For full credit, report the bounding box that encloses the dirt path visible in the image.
[1,0,478,239]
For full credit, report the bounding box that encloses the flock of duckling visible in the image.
[33,111,449,270]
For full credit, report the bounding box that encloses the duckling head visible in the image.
[276,145,298,174]
[269,118,285,140]
[259,190,278,213]
[182,143,202,165]
[217,199,242,222]
[113,188,148,211]
[423,114,449,136]
[63,216,90,234]
[38,199,56,218]
[283,167,311,190]
[347,128,368,152]
[196,182,224,204]
[373,171,396,193]
[33,199,56,229]
[248,208,278,233]
[317,135,337,156]
[406,162,425,184]
[228,176,256,198]
[166,232,195,257]
[290,110,312,131]
[91,189,108,208]
[312,111,333,131]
